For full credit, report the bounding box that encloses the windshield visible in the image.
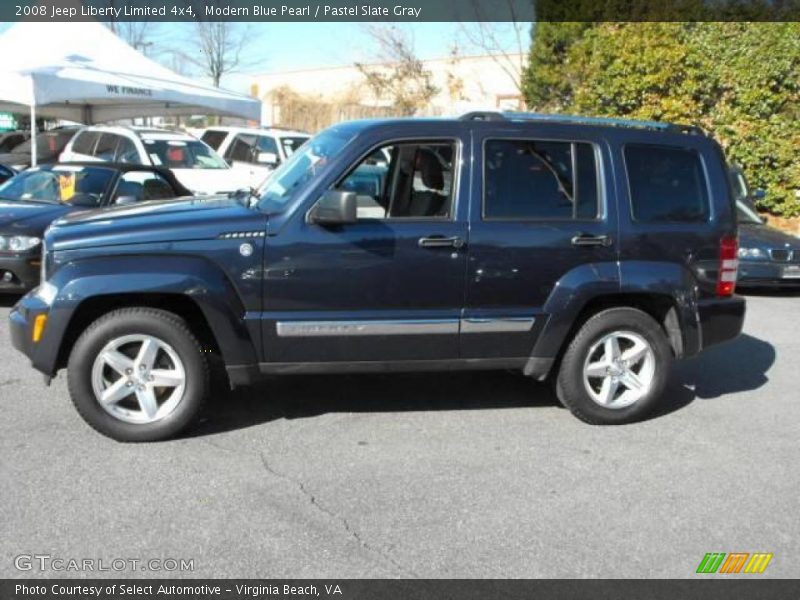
[0,165,114,206]
[736,199,763,225]
[257,129,354,213]
[280,136,310,158]
[143,139,228,169]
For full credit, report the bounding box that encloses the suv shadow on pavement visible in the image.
[191,332,775,437]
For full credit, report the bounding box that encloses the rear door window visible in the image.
[115,136,141,164]
[93,134,119,161]
[71,131,100,155]
[225,134,257,163]
[625,145,710,223]
[483,139,600,220]
[201,130,227,150]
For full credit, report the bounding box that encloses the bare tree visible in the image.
[355,26,439,116]
[104,0,156,51]
[107,22,155,51]
[458,1,530,104]
[183,21,253,88]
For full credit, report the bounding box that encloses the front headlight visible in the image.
[738,247,766,259]
[0,235,41,252]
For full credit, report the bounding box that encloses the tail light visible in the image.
[717,234,738,297]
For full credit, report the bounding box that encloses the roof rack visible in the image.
[458,111,705,135]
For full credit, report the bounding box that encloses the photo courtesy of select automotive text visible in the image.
[0,0,798,597]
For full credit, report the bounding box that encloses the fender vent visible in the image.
[219,231,267,239]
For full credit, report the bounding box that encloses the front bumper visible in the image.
[9,290,57,376]
[738,260,800,287]
[0,252,40,293]
[697,295,746,350]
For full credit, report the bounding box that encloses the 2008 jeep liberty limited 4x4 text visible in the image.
[10,113,745,441]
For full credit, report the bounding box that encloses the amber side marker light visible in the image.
[32,314,48,342]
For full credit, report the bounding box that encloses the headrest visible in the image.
[416,149,444,191]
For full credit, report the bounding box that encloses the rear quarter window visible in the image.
[625,144,710,223]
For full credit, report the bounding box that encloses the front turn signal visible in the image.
[32,314,48,343]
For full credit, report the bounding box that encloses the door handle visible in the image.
[418,235,465,249]
[571,233,612,247]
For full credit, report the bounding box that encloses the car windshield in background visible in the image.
[0,165,114,206]
[257,129,354,213]
[10,130,75,159]
[143,139,228,170]
[737,199,764,225]
[280,136,309,158]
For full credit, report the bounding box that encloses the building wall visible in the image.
[251,53,527,129]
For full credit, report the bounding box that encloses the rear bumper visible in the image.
[738,261,800,287]
[697,295,746,350]
[0,253,40,293]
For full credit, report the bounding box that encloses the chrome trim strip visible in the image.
[460,317,535,334]
[276,317,535,337]
[276,319,459,337]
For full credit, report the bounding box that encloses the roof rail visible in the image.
[458,111,705,135]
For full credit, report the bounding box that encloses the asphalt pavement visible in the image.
[1,292,798,578]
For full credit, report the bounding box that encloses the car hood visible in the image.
[0,152,32,168]
[170,168,252,194]
[0,200,73,235]
[739,222,799,249]
[49,194,264,251]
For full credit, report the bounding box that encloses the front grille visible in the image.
[769,249,793,262]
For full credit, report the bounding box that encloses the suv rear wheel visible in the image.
[67,308,209,442]
[556,307,672,424]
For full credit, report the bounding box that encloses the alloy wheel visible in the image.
[582,330,656,409]
[90,334,186,424]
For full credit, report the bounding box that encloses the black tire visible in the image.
[555,307,672,425]
[67,307,209,442]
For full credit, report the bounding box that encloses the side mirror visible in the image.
[256,151,278,165]
[761,215,769,224]
[307,190,357,226]
[114,195,138,206]
[752,188,766,200]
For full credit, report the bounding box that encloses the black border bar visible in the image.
[2,579,800,600]
[4,0,800,22]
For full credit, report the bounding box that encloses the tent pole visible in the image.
[30,101,37,167]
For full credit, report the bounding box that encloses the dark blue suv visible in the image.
[9,113,746,441]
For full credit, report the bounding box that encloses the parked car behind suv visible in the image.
[61,126,251,195]
[10,113,745,442]
[0,127,80,171]
[0,163,191,293]
[200,126,310,189]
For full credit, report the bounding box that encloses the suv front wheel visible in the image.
[556,307,672,425]
[67,308,209,442]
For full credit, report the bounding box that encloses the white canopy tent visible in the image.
[0,21,262,164]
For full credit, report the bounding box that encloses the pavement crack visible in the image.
[259,452,417,578]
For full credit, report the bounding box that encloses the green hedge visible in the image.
[523,23,800,217]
